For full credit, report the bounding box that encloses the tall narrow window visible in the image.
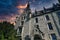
[51,34,57,40]
[35,18,38,23]
[46,15,50,20]
[48,22,53,30]
[19,27,22,33]
[21,16,23,20]
[21,21,24,25]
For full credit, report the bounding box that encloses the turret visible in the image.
[24,1,32,21]
[58,0,60,3]
[43,7,46,13]
[25,1,31,13]
[35,9,37,15]
[53,3,57,10]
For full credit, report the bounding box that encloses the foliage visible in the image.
[0,21,17,40]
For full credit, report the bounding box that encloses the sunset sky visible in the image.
[0,0,59,24]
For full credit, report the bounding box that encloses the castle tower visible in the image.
[15,1,31,29]
[15,2,60,40]
[15,2,32,40]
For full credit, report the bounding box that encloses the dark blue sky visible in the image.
[0,0,59,24]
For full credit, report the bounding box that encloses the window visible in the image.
[25,35,31,40]
[21,21,24,25]
[46,15,50,20]
[35,18,38,23]
[23,16,25,19]
[51,34,57,40]
[48,22,53,30]
[19,27,22,33]
[21,17,23,20]
[34,34,42,40]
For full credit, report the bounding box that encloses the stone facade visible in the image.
[15,2,60,40]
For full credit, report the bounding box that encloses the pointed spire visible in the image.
[35,9,37,12]
[43,7,46,13]
[58,0,60,3]
[25,1,31,11]
[43,7,46,10]
[53,3,57,9]
[53,3,56,7]
[35,9,37,14]
[26,1,30,9]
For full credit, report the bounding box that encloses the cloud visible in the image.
[0,0,58,25]
[17,3,28,14]
[17,3,27,9]
[0,0,27,25]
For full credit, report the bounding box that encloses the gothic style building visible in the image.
[15,1,60,40]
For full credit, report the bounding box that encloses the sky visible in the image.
[0,0,59,25]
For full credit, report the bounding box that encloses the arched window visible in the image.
[48,22,53,30]
[51,34,57,40]
[35,18,38,23]
[45,15,50,20]
[25,35,31,40]
[34,34,42,40]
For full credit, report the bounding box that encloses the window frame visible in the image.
[47,22,53,30]
[45,15,50,20]
[35,17,38,23]
[51,33,57,40]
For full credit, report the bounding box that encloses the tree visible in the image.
[0,21,17,40]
